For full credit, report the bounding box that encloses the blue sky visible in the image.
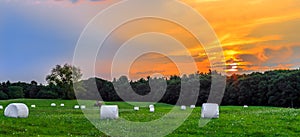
[0,1,104,83]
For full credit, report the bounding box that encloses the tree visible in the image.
[28,80,40,98]
[36,90,58,99]
[0,90,8,100]
[7,86,24,99]
[46,64,82,99]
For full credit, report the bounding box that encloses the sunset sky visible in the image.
[1,0,300,83]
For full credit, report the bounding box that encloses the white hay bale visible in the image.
[74,105,80,109]
[31,105,36,108]
[149,105,154,108]
[190,105,196,109]
[201,103,219,118]
[0,105,3,109]
[149,107,155,112]
[134,107,139,111]
[100,105,119,119]
[80,105,86,109]
[244,105,248,108]
[60,103,65,107]
[181,105,186,110]
[51,103,56,107]
[4,103,29,118]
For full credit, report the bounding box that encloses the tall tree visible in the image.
[46,64,82,99]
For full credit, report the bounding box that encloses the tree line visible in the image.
[0,64,300,108]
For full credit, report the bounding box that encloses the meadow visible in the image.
[0,99,299,137]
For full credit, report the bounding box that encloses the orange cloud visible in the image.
[87,0,300,78]
[179,0,300,74]
[129,53,180,80]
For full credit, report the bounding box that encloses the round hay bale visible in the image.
[31,105,36,108]
[190,105,196,109]
[74,105,80,109]
[51,103,56,107]
[181,105,186,110]
[100,105,119,119]
[60,103,65,107]
[4,103,29,118]
[149,107,155,112]
[201,103,219,118]
[149,104,154,109]
[134,107,139,111]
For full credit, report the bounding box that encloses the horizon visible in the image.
[1,0,300,83]
[2,67,299,84]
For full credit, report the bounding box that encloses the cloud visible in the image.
[70,0,300,76]
[236,54,261,64]
[69,0,104,4]
[135,70,165,75]
[181,0,300,74]
[261,47,292,63]
[4,0,300,82]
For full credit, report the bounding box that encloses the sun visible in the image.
[227,63,239,72]
[224,50,241,73]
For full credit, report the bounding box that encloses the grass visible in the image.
[0,99,299,136]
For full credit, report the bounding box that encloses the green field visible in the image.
[0,99,299,137]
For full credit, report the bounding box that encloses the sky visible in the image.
[1,0,300,83]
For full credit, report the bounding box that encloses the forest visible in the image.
[1,64,300,108]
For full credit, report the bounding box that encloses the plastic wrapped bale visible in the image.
[4,103,29,118]
[100,105,119,119]
[190,105,196,109]
[244,105,248,108]
[134,107,139,111]
[149,105,154,109]
[31,105,36,108]
[60,104,65,107]
[0,105,3,109]
[51,103,56,107]
[149,107,155,112]
[201,103,219,118]
[80,105,86,109]
[181,105,186,110]
[74,105,80,109]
